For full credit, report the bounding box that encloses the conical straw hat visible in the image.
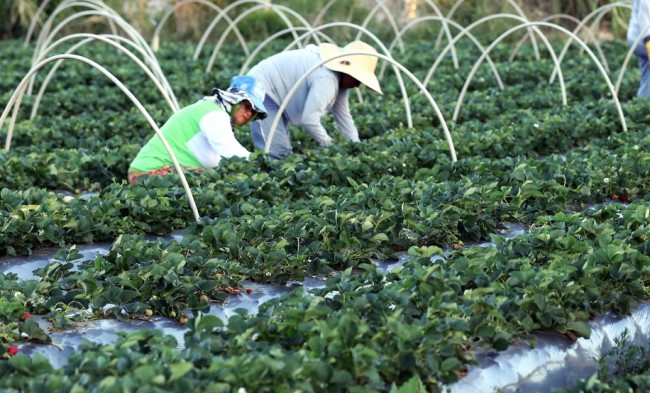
[319,41,382,95]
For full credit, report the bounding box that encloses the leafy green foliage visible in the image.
[0,35,649,392]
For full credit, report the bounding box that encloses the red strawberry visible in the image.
[619,194,629,203]
[7,347,19,356]
[21,313,31,320]
[246,288,253,294]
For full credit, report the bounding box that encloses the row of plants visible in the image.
[1,197,649,391]
[2,109,647,258]
[1,34,649,391]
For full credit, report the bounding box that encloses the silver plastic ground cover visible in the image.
[2,223,648,393]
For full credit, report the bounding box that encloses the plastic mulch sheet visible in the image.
[2,223,647,393]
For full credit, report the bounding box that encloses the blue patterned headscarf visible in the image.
[215,75,268,120]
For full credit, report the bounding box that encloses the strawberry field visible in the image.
[2,1,650,392]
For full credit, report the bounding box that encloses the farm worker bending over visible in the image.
[628,0,650,98]
[246,40,382,159]
[128,75,267,184]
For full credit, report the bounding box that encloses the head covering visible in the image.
[319,41,382,95]
[217,75,268,120]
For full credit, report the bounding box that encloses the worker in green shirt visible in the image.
[128,75,267,183]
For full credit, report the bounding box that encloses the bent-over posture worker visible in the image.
[128,75,267,183]
[628,0,650,98]
[246,40,382,159]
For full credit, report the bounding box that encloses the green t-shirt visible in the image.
[129,98,249,172]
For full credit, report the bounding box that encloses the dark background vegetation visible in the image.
[0,0,630,43]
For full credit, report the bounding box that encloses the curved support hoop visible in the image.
[452,20,566,122]
[28,34,179,123]
[150,0,249,56]
[264,51,457,163]
[417,0,460,68]
[379,16,504,90]
[311,0,337,26]
[508,13,606,70]
[282,22,413,129]
[24,0,53,46]
[432,0,462,51]
[452,22,627,134]
[239,27,335,75]
[354,0,406,54]
[549,1,632,84]
[194,0,315,62]
[33,0,120,60]
[205,3,314,72]
[432,0,540,61]
[34,1,162,69]
[29,9,179,110]
[0,54,201,222]
[615,24,650,96]
[423,14,557,91]
[27,32,175,98]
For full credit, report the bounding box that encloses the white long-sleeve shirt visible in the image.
[247,45,359,146]
[129,98,249,172]
[628,0,650,46]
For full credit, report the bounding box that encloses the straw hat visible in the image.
[319,41,382,95]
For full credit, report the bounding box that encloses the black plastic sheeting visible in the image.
[2,223,648,393]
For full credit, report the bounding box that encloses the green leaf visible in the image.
[568,320,591,339]
[371,233,389,242]
[441,357,462,372]
[169,362,193,381]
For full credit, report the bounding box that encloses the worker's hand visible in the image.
[318,135,333,147]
